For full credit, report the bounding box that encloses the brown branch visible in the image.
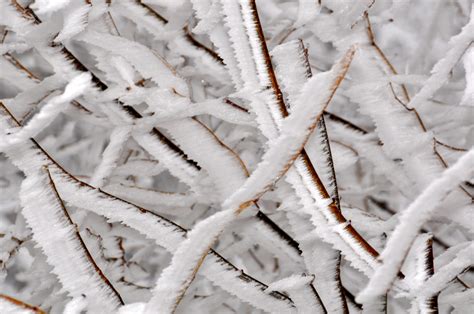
[366,13,473,201]
[0,294,46,314]
[85,228,122,265]
[389,84,472,199]
[54,26,201,169]
[333,253,349,314]
[276,27,296,45]
[248,0,287,118]
[300,38,344,216]
[324,111,369,134]
[1,29,8,43]
[0,235,28,269]
[317,116,342,208]
[247,248,265,269]
[45,166,125,306]
[223,98,249,113]
[120,276,152,290]
[297,38,347,205]
[333,140,360,158]
[107,11,121,36]
[248,0,379,262]
[388,83,427,132]
[365,15,394,74]
[184,27,224,65]
[19,90,56,123]
[424,237,439,314]
[135,0,167,23]
[85,229,150,289]
[434,139,467,152]
[123,105,200,169]
[135,0,224,64]
[192,118,249,176]
[3,53,41,81]
[10,0,41,23]
[456,276,471,289]
[70,100,92,114]
[307,276,328,314]
[365,13,410,102]
[255,211,301,254]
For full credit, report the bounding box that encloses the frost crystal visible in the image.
[0,1,472,313]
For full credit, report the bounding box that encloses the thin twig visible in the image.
[367,13,473,200]
[425,237,439,314]
[0,294,46,314]
[249,0,380,261]
[3,53,41,81]
[0,235,28,269]
[434,139,467,152]
[324,111,369,134]
[365,13,410,102]
[45,166,125,305]
[388,83,426,132]
[134,0,224,64]
[107,11,121,36]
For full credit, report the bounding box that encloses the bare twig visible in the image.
[0,294,46,314]
[249,0,380,261]
[366,13,473,200]
[45,166,125,305]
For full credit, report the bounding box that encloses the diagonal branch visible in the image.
[0,294,46,314]
[242,0,380,264]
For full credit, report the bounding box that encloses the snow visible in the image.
[358,149,474,303]
[1,0,473,312]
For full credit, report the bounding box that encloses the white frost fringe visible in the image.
[1,73,92,150]
[45,165,295,313]
[358,148,474,303]
[90,126,132,188]
[408,7,474,109]
[19,169,121,311]
[267,274,325,313]
[144,48,353,314]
